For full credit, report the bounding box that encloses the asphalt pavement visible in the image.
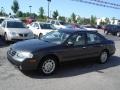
[0,30,120,90]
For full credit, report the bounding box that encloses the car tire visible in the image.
[38,56,58,75]
[4,33,9,42]
[39,33,43,39]
[99,51,108,64]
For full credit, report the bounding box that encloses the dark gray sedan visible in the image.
[7,29,115,75]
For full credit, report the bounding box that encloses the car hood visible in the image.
[7,28,32,33]
[11,39,57,52]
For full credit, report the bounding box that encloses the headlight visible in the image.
[10,32,17,36]
[13,51,33,62]
[17,51,33,58]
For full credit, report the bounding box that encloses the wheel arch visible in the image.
[37,54,60,67]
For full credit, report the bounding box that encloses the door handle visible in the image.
[82,47,86,49]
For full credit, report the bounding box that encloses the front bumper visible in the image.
[8,34,34,41]
[7,52,39,70]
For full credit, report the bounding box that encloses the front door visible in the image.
[59,32,87,61]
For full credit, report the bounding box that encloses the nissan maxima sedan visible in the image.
[7,29,115,75]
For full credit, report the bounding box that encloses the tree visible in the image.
[52,10,59,19]
[16,11,23,17]
[76,16,81,24]
[105,18,110,25]
[58,16,66,22]
[99,20,106,25]
[112,17,115,24]
[67,18,71,23]
[38,7,44,19]
[90,15,97,26]
[71,13,76,23]
[11,0,19,14]
[83,18,90,25]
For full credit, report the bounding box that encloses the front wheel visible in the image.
[38,57,58,75]
[39,33,43,39]
[4,33,9,43]
[99,51,108,64]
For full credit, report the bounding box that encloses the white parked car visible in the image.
[29,22,56,38]
[47,20,66,29]
[81,25,98,32]
[0,19,34,41]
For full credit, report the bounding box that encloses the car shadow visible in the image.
[0,36,15,48]
[22,56,120,79]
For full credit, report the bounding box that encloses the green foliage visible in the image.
[16,11,23,17]
[58,16,66,22]
[38,7,44,19]
[52,10,59,19]
[99,20,106,25]
[67,18,71,23]
[90,15,97,26]
[71,13,76,23]
[11,0,19,14]
[105,17,110,25]
[112,17,115,24]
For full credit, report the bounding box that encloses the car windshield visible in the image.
[40,23,56,29]
[59,21,66,25]
[41,31,70,44]
[7,21,26,28]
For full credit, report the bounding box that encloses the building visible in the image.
[96,17,120,25]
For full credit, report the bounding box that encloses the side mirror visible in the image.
[36,27,39,29]
[67,41,74,46]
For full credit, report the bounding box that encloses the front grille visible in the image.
[9,49,16,56]
[19,34,28,37]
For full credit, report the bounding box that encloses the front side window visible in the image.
[41,31,70,44]
[87,33,101,44]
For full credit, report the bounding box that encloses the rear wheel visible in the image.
[38,57,58,75]
[99,51,108,64]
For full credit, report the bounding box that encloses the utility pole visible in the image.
[1,7,4,16]
[47,0,51,19]
[29,5,32,16]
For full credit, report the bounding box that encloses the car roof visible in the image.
[58,29,97,34]
[4,19,22,22]
[33,21,51,24]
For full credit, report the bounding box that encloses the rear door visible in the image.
[85,32,104,58]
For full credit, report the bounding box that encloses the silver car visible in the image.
[0,19,34,41]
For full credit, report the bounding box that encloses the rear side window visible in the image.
[87,33,102,44]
